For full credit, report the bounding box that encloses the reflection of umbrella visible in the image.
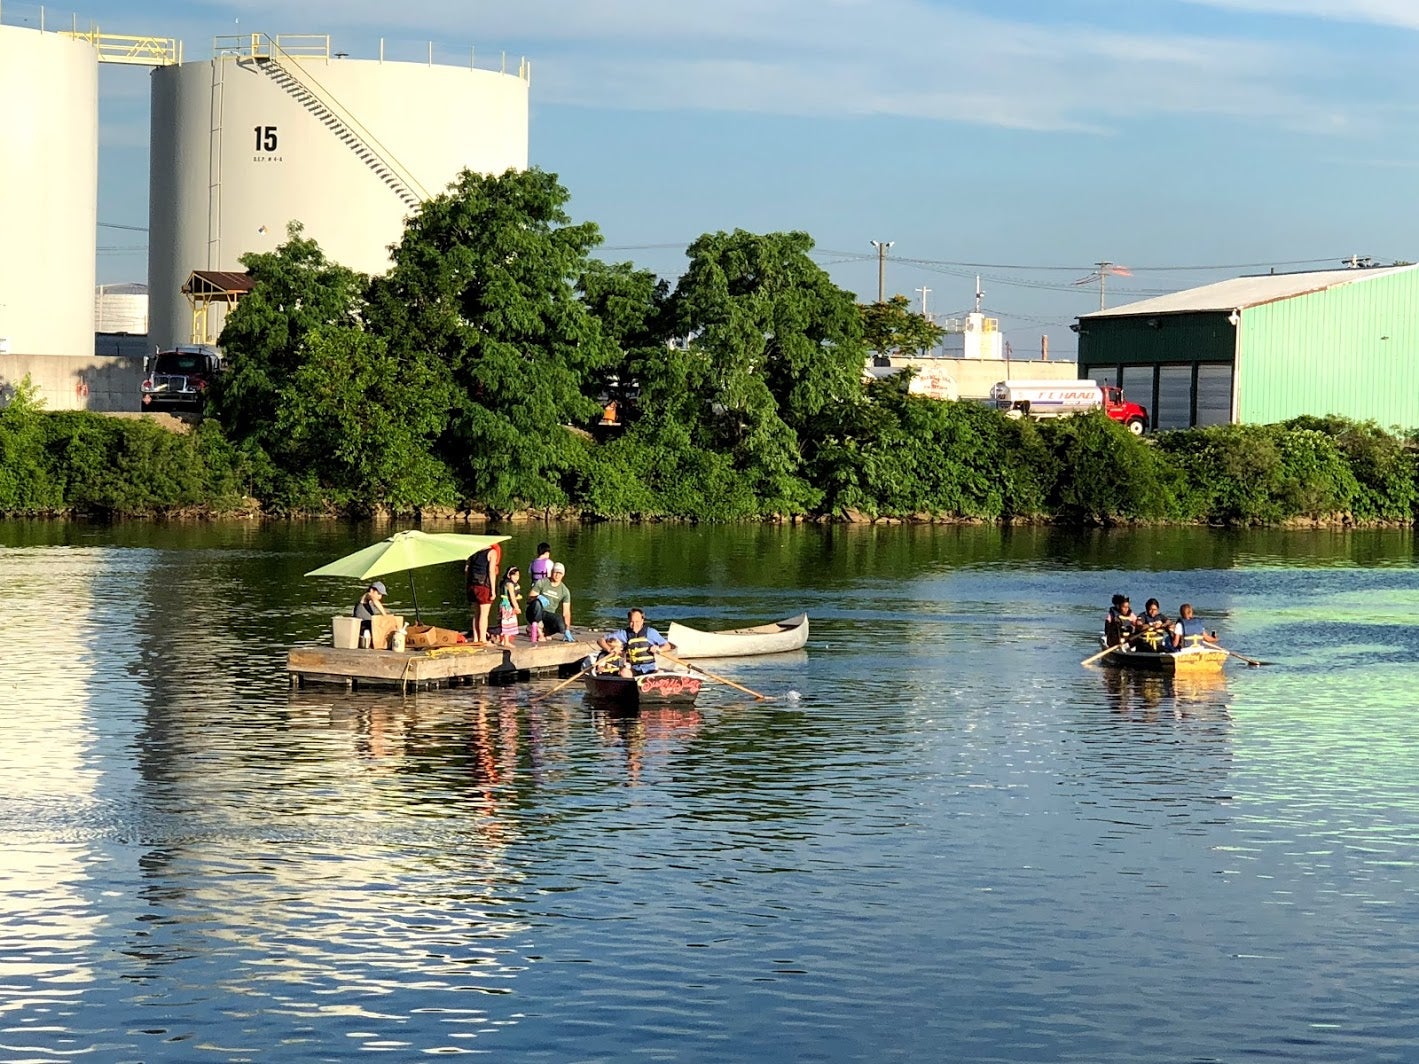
[306,530,509,623]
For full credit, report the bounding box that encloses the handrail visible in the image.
[61,28,179,66]
[213,33,329,60]
[233,31,432,203]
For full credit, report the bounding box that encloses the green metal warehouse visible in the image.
[1075,264,1419,431]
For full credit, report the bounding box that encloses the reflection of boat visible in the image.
[1100,645,1228,674]
[582,670,702,707]
[665,614,809,658]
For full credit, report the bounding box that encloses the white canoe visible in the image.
[665,613,809,658]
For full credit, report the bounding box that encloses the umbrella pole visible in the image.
[407,571,422,625]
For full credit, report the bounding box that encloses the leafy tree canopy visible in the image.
[861,294,946,356]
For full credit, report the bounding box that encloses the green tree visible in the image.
[366,168,615,512]
[669,229,869,513]
[213,223,369,447]
[860,294,946,356]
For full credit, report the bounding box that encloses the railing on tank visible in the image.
[57,27,180,65]
[213,33,329,61]
[219,30,432,205]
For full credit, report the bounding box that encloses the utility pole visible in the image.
[915,286,931,319]
[974,275,984,314]
[870,240,893,302]
[1096,261,1111,311]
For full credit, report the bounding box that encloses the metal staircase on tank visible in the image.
[219,34,430,211]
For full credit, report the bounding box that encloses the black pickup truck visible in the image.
[140,345,224,413]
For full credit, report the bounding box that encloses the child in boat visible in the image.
[1129,598,1171,651]
[594,635,634,678]
[1171,603,1219,651]
[1104,594,1136,647]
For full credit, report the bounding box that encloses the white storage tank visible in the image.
[94,282,149,334]
[148,36,530,349]
[0,26,98,356]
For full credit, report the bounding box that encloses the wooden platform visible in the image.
[287,637,596,691]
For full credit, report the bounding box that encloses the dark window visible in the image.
[1195,364,1233,426]
[1118,365,1155,418]
[154,354,206,374]
[1155,366,1192,431]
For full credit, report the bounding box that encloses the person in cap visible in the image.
[353,581,391,644]
[600,607,674,675]
[528,561,575,641]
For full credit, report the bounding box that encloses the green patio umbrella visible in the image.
[306,530,510,623]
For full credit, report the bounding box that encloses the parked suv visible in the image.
[141,345,224,413]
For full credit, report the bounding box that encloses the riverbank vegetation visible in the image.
[3,169,1417,525]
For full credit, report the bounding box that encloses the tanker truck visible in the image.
[990,379,1149,435]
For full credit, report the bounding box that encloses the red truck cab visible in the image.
[1101,386,1149,435]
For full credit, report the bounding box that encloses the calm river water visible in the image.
[2,520,1417,1062]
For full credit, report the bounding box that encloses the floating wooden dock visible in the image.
[287,637,597,691]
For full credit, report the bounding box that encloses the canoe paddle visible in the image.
[530,661,595,703]
[661,650,772,701]
[1219,646,1274,667]
[1080,643,1123,667]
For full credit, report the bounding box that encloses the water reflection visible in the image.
[1098,667,1233,722]
[4,525,1419,1062]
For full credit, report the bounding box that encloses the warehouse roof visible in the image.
[1082,263,1419,319]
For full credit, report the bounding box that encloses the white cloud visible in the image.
[186,1,1405,134]
[1176,0,1419,30]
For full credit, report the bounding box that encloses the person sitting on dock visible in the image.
[1104,594,1135,647]
[1171,603,1219,652]
[594,635,634,678]
[601,608,674,675]
[353,581,390,645]
[528,562,575,642]
[1129,598,1171,651]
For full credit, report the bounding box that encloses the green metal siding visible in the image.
[1078,312,1234,372]
[1239,269,1419,429]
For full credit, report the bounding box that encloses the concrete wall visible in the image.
[0,355,143,412]
[149,51,530,348]
[0,26,99,356]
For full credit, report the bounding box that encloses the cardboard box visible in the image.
[370,614,405,650]
[332,616,361,649]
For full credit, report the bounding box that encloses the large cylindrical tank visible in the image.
[94,282,149,334]
[0,26,98,356]
[148,45,529,349]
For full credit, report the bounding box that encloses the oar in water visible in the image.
[1081,643,1124,667]
[661,650,772,701]
[1218,646,1274,667]
[531,660,595,703]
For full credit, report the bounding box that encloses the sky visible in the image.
[17,0,1419,358]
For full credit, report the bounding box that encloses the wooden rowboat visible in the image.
[665,613,809,659]
[1099,645,1228,674]
[582,669,703,708]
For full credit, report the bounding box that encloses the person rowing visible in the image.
[1171,603,1219,652]
[599,608,675,676]
[1129,598,1171,651]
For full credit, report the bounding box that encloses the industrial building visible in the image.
[1076,264,1419,431]
[149,34,529,348]
[0,22,529,408]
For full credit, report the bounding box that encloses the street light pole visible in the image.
[870,240,894,303]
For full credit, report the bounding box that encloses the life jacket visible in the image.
[1105,607,1134,645]
[1176,616,1207,649]
[1133,626,1168,651]
[625,625,657,669]
[596,653,626,675]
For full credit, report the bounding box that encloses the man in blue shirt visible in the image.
[599,608,674,675]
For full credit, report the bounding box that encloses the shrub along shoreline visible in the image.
[3,384,1414,527]
[8,172,1415,527]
